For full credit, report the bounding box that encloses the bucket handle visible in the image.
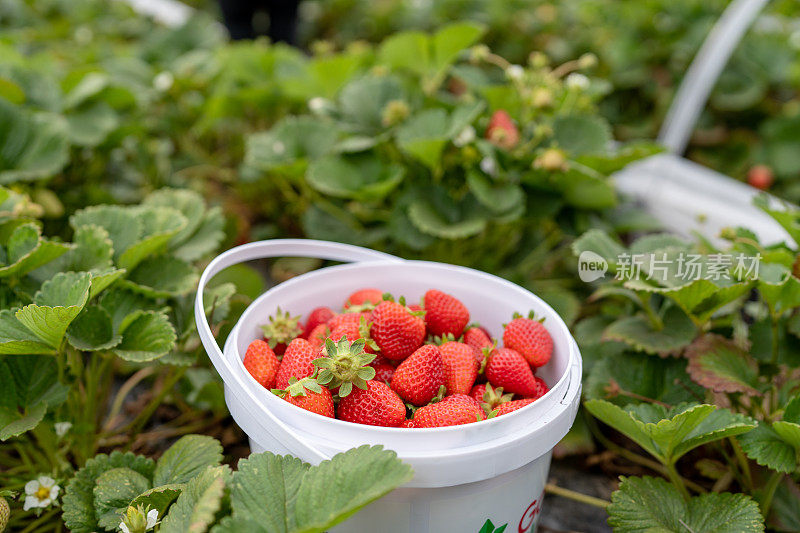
[194,239,402,462]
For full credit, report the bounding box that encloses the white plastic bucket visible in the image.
[195,239,583,532]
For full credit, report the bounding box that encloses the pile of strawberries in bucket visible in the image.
[243,288,553,428]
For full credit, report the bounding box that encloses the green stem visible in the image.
[545,483,610,509]
[730,437,753,492]
[585,414,706,493]
[759,471,783,519]
[665,462,691,501]
[638,294,663,330]
[122,367,187,446]
[770,312,780,366]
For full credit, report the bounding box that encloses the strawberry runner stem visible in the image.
[544,483,609,509]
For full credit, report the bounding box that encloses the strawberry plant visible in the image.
[572,197,800,529]
[59,434,411,533]
[298,0,800,199]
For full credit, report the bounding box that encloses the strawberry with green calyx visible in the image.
[313,337,376,397]
[272,377,334,418]
[491,397,537,417]
[485,109,519,151]
[370,300,426,361]
[411,394,485,428]
[274,338,318,389]
[422,289,470,338]
[503,311,553,368]
[261,307,303,355]
[344,288,383,310]
[470,383,513,415]
[307,323,329,350]
[485,347,538,396]
[243,339,280,389]
[464,326,493,366]
[337,380,406,427]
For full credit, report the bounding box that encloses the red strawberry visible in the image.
[328,314,377,354]
[485,348,538,396]
[422,289,469,338]
[370,301,425,361]
[337,380,406,427]
[274,338,318,389]
[261,307,303,355]
[302,307,335,338]
[307,323,328,350]
[493,398,536,417]
[407,303,422,312]
[486,109,519,150]
[400,418,416,428]
[747,164,774,190]
[470,382,513,414]
[243,340,280,389]
[275,377,334,418]
[469,383,487,403]
[372,363,395,384]
[464,326,493,366]
[533,376,549,398]
[412,394,484,428]
[344,288,383,309]
[391,344,445,406]
[439,341,478,396]
[327,311,371,331]
[503,314,553,368]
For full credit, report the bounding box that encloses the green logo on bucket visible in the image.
[479,519,508,533]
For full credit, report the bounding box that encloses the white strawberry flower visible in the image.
[153,71,174,92]
[505,64,525,81]
[119,507,158,533]
[480,157,497,177]
[308,97,330,114]
[565,73,589,90]
[23,476,60,510]
[454,126,476,147]
[54,421,72,437]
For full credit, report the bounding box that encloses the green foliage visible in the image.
[607,476,764,532]
[220,445,413,533]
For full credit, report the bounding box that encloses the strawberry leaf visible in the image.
[153,435,223,486]
[0,309,55,354]
[608,476,764,532]
[0,223,70,279]
[571,229,625,270]
[585,400,756,465]
[307,154,404,202]
[685,334,760,395]
[552,115,611,156]
[66,305,121,351]
[112,310,176,362]
[226,446,411,533]
[159,465,230,533]
[738,422,798,474]
[0,402,46,441]
[93,467,151,530]
[63,451,155,533]
[16,271,91,348]
[602,306,696,356]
